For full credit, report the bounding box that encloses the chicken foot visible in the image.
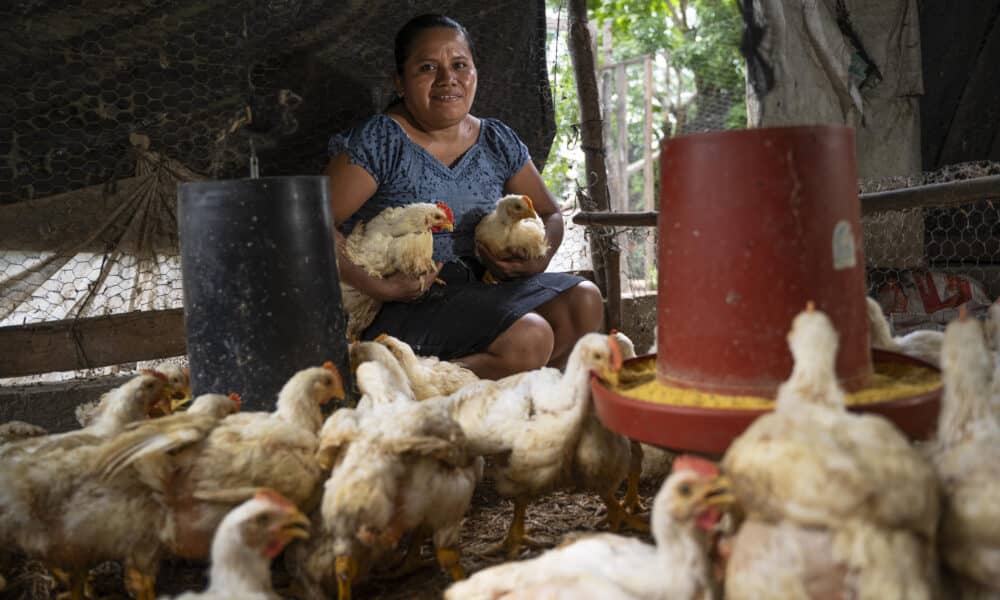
[435,547,466,581]
[380,530,435,579]
[599,491,650,533]
[479,498,544,559]
[51,566,94,600]
[123,566,156,600]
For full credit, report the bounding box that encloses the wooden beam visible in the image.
[572,175,1000,227]
[0,308,186,378]
[859,175,1000,215]
[643,55,656,285]
[573,211,659,227]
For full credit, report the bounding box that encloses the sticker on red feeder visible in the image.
[832,220,857,270]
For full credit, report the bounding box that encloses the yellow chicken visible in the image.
[374,333,479,399]
[162,489,310,600]
[474,194,549,284]
[927,309,1000,596]
[341,202,454,340]
[722,304,939,600]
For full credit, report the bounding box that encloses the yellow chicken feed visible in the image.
[612,357,941,410]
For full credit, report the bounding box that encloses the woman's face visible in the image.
[396,27,477,130]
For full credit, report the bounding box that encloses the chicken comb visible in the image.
[139,368,169,383]
[435,202,454,223]
[805,300,816,312]
[522,194,535,211]
[228,392,242,412]
[672,454,719,478]
[254,488,297,511]
[374,333,390,343]
[608,333,624,372]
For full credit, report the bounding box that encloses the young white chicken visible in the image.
[0,373,171,600]
[429,332,623,558]
[474,194,549,284]
[163,489,310,600]
[90,363,344,569]
[373,333,479,399]
[926,309,1000,595]
[866,296,944,367]
[341,202,454,340]
[1,372,171,461]
[76,365,188,427]
[573,331,647,531]
[445,455,732,600]
[0,420,47,445]
[291,368,480,600]
[723,303,940,600]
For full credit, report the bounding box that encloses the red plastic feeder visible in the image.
[657,125,871,396]
[591,125,941,454]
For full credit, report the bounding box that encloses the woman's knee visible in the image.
[492,312,554,371]
[567,281,605,331]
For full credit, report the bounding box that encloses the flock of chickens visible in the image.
[1,189,998,600]
[1,298,999,599]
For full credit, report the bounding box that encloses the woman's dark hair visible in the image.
[394,13,476,75]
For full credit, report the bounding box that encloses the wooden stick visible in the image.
[0,308,186,378]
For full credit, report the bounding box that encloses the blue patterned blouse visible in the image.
[327,114,531,263]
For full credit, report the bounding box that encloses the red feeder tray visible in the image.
[591,349,941,457]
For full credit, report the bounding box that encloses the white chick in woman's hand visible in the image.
[475,194,549,284]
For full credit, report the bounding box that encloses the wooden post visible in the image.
[615,62,628,213]
[601,69,620,213]
[643,55,656,290]
[567,0,620,331]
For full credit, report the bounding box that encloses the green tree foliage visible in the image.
[543,0,746,200]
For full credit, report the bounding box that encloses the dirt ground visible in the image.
[1,479,660,600]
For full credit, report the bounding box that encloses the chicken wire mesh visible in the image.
[0,0,555,382]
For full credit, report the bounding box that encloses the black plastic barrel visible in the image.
[177,176,350,411]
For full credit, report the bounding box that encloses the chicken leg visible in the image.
[480,497,544,559]
[52,566,93,600]
[124,566,156,600]
[383,530,434,579]
[622,440,645,514]
[600,491,650,533]
[436,547,466,581]
[335,554,357,600]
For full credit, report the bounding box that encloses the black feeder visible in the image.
[177,176,351,411]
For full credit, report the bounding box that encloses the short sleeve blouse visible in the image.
[328,114,531,263]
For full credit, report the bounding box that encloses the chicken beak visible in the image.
[701,475,736,508]
[277,509,312,543]
[170,389,192,413]
[336,554,357,600]
[323,362,347,404]
[440,222,454,232]
[523,195,537,218]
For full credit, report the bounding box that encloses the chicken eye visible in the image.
[255,514,270,527]
[678,483,692,497]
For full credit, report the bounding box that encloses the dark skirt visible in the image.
[360,257,585,359]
